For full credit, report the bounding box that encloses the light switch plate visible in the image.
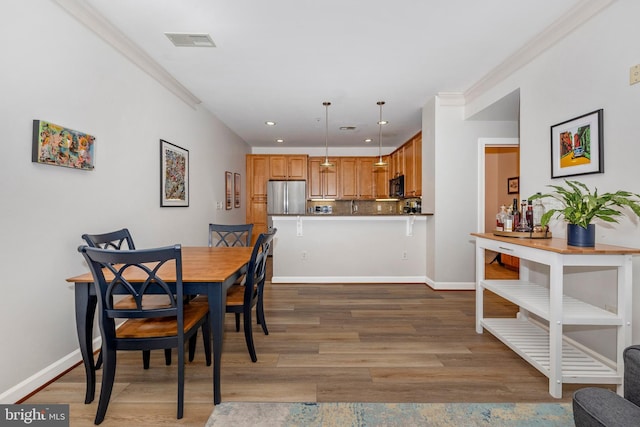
[630,64,640,85]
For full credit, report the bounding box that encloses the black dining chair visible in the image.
[225,229,276,362]
[207,223,254,332]
[79,244,211,424]
[82,229,205,369]
[208,223,254,247]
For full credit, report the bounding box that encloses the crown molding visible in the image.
[464,0,615,103]
[54,0,201,109]
[437,92,466,106]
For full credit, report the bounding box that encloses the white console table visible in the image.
[472,233,639,398]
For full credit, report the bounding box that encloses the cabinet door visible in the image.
[357,158,375,199]
[248,155,269,198]
[373,157,390,198]
[413,134,422,197]
[323,159,339,198]
[269,156,287,180]
[308,158,324,198]
[339,157,358,199]
[404,140,416,197]
[287,156,307,179]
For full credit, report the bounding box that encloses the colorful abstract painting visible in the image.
[32,120,95,170]
[160,139,189,207]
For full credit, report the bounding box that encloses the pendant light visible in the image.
[320,101,334,167]
[374,101,388,167]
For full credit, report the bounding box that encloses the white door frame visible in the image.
[477,138,519,233]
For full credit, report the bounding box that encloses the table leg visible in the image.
[74,283,97,404]
[209,284,225,404]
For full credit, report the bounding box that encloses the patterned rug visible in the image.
[206,402,574,427]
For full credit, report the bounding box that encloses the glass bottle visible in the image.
[512,198,520,230]
[504,206,514,232]
[526,200,534,230]
[516,199,531,232]
[532,193,546,231]
[495,205,507,231]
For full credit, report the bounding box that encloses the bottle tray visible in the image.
[493,230,552,239]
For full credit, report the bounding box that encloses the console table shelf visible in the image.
[472,233,639,398]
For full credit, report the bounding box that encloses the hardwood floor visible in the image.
[24,256,598,426]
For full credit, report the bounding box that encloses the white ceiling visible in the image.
[78,0,582,149]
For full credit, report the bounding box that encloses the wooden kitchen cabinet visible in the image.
[339,157,375,199]
[246,155,269,240]
[269,155,308,180]
[403,132,422,197]
[373,156,390,198]
[308,157,339,199]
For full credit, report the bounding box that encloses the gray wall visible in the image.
[0,0,249,401]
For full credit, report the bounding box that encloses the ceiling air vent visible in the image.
[165,33,216,47]
[339,126,357,131]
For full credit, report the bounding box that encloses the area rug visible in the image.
[206,402,574,427]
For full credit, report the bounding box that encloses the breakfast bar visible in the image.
[271,214,428,283]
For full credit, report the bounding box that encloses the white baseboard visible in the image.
[271,276,428,284]
[0,337,101,404]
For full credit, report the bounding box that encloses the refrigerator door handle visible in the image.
[284,183,289,213]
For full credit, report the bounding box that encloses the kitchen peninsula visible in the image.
[271,214,428,283]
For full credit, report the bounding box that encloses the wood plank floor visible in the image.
[24,256,602,426]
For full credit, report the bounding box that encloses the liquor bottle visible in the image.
[526,200,534,230]
[532,193,546,231]
[495,205,507,231]
[504,206,514,232]
[512,198,520,230]
[516,199,531,232]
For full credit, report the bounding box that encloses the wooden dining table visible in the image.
[66,245,254,405]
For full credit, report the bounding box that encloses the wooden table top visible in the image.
[66,246,254,283]
[471,232,640,255]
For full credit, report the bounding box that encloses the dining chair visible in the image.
[82,229,204,369]
[78,244,211,424]
[208,223,254,247]
[208,223,254,332]
[225,229,276,362]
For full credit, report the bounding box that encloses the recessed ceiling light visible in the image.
[275,138,284,143]
[364,138,373,143]
[164,33,216,47]
[265,121,276,126]
[377,120,389,125]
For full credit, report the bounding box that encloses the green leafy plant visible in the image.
[529,180,640,229]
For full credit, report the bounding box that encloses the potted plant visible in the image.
[530,180,640,247]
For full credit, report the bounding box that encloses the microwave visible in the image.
[389,175,404,198]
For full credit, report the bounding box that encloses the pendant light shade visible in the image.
[374,101,388,167]
[320,101,334,167]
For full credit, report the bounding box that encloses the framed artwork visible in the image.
[234,173,241,208]
[550,109,603,178]
[32,120,95,170]
[160,139,189,207]
[225,171,232,210]
[507,176,519,194]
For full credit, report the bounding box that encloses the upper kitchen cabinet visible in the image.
[269,155,308,180]
[390,147,404,179]
[373,156,390,198]
[339,157,375,199]
[246,155,270,238]
[404,132,422,197]
[308,157,339,199]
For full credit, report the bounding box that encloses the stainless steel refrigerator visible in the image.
[267,180,307,232]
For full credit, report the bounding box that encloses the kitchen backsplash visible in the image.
[307,198,422,215]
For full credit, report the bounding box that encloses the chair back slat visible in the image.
[82,228,136,250]
[244,229,276,303]
[209,223,253,247]
[79,245,183,325]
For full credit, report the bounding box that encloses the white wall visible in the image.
[424,98,518,289]
[466,0,640,348]
[0,0,249,401]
